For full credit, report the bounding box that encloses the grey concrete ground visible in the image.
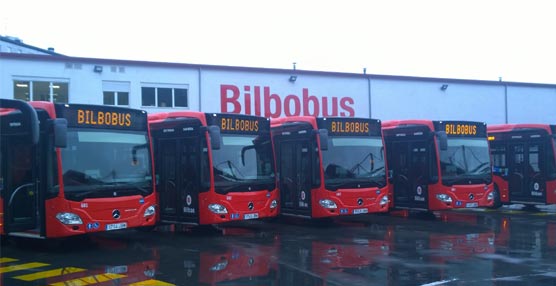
[1,205,556,286]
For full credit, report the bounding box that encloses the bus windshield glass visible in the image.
[61,129,153,199]
[322,137,386,189]
[440,138,491,184]
[211,134,275,193]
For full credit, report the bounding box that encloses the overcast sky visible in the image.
[2,0,555,84]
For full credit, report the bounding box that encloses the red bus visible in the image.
[0,99,156,239]
[148,112,278,225]
[382,120,494,211]
[487,124,556,206]
[270,116,389,218]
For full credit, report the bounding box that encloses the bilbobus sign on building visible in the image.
[201,70,369,118]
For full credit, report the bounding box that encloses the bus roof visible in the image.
[270,116,318,129]
[487,124,555,134]
[382,119,436,131]
[148,111,207,126]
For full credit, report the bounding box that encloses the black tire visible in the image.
[490,185,503,209]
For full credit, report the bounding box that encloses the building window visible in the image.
[103,91,129,106]
[13,80,69,103]
[141,85,188,108]
[102,81,130,106]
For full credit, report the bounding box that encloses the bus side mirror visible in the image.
[53,118,67,148]
[241,145,255,166]
[388,169,394,182]
[437,131,448,151]
[208,125,221,150]
[318,129,328,150]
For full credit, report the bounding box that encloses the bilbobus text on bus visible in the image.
[0,99,156,239]
[148,112,278,225]
[382,120,494,211]
[270,116,389,218]
[487,124,556,207]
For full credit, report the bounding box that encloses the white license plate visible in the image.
[465,202,478,208]
[353,208,368,214]
[106,265,128,274]
[244,213,259,220]
[106,222,127,231]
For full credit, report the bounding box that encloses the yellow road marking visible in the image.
[0,262,49,274]
[129,279,176,286]
[0,257,18,263]
[14,267,86,281]
[48,273,126,286]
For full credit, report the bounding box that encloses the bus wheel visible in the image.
[490,186,503,209]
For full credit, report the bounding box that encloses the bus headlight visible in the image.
[208,204,228,214]
[56,212,83,225]
[487,192,494,201]
[270,200,278,209]
[435,194,453,203]
[210,259,228,271]
[380,195,389,206]
[144,205,156,217]
[319,199,338,209]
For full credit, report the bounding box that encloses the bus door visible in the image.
[1,137,38,233]
[508,141,546,203]
[278,140,313,216]
[157,137,200,224]
[388,140,429,209]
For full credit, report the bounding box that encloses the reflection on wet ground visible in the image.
[2,206,556,285]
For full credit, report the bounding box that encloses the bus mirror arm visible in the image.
[52,118,68,148]
[437,131,448,151]
[207,125,221,150]
[316,129,328,150]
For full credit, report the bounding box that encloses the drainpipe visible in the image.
[367,75,372,118]
[198,67,202,111]
[504,83,508,123]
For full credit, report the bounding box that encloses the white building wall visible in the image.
[507,86,556,124]
[1,54,556,125]
[371,79,506,124]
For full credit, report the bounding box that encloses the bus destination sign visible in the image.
[56,104,147,130]
[207,113,269,134]
[434,121,486,137]
[317,117,381,136]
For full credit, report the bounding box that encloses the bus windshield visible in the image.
[440,138,491,184]
[211,134,275,193]
[61,129,153,199]
[322,137,386,189]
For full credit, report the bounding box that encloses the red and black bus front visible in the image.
[383,120,494,211]
[150,112,278,225]
[271,116,389,219]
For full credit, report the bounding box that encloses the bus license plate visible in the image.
[106,222,127,231]
[244,213,259,220]
[465,202,478,208]
[353,208,368,214]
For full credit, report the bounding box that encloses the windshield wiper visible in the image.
[470,162,491,174]
[326,178,384,191]
[128,182,152,196]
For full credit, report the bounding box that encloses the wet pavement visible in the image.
[2,206,556,286]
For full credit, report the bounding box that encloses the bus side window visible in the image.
[491,144,508,177]
[546,141,556,180]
